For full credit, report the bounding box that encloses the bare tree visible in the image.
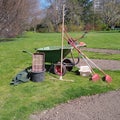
[0,0,40,38]
[44,0,65,32]
[101,0,120,29]
[43,0,93,32]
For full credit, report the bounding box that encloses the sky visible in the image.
[39,0,50,9]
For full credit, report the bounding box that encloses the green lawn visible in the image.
[70,31,120,49]
[0,32,120,120]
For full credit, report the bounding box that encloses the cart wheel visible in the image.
[54,64,66,76]
[63,59,73,71]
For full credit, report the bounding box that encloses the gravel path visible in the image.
[81,48,120,54]
[30,48,120,120]
[30,90,120,120]
[76,48,120,70]
[77,59,120,70]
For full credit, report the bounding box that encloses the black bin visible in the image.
[30,71,45,82]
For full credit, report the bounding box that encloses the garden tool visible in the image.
[64,32,112,83]
[64,29,87,46]
[81,55,100,82]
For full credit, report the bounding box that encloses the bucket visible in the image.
[30,70,45,82]
[79,66,91,77]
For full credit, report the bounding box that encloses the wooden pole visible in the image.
[59,4,65,80]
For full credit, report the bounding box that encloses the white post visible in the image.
[59,4,65,80]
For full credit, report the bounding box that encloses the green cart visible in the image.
[36,46,79,76]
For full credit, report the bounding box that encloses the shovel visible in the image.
[81,55,100,82]
[85,56,112,83]
[102,74,112,83]
[82,53,112,83]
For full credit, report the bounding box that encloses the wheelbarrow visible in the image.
[35,46,80,76]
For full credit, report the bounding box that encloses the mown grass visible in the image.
[80,51,120,60]
[0,31,120,120]
[70,31,120,49]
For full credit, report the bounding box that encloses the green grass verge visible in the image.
[85,51,120,60]
[0,32,120,120]
[72,31,120,49]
